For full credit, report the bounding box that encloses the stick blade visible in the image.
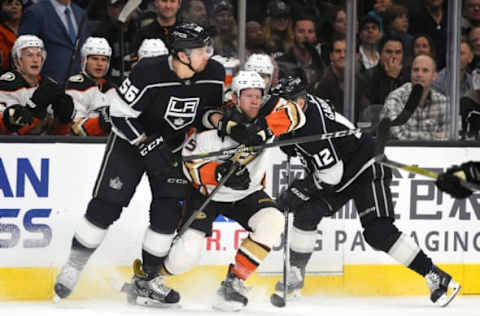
[118,0,142,23]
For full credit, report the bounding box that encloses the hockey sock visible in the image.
[69,237,96,268]
[290,249,312,274]
[231,237,270,280]
[141,250,171,278]
[408,251,434,276]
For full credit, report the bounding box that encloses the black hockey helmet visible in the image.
[271,76,307,100]
[169,22,212,54]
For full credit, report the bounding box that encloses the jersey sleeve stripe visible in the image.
[110,116,145,144]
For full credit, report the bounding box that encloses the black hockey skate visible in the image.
[124,259,180,308]
[213,264,249,312]
[425,265,461,307]
[274,266,305,298]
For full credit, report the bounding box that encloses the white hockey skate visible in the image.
[274,266,305,298]
[53,261,83,300]
[425,265,461,307]
[124,259,180,308]
[213,265,249,312]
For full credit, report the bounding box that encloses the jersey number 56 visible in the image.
[119,78,139,103]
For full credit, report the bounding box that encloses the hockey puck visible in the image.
[270,293,286,307]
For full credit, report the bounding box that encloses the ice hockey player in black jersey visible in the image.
[0,35,74,135]
[436,161,480,198]
[273,76,461,307]
[53,22,225,305]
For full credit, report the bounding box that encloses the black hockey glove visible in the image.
[52,94,75,123]
[436,161,480,199]
[276,176,317,212]
[215,160,250,190]
[2,104,33,131]
[217,105,246,140]
[138,135,177,177]
[29,78,63,118]
[96,106,111,132]
[465,111,480,139]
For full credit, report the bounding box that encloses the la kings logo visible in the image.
[164,97,200,130]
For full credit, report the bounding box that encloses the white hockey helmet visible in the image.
[231,70,265,98]
[244,54,274,78]
[138,38,169,60]
[81,37,112,75]
[12,34,46,68]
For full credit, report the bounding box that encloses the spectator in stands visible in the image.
[409,0,448,70]
[276,14,325,92]
[462,0,480,35]
[383,4,413,66]
[182,0,208,27]
[68,37,116,137]
[18,0,88,83]
[212,0,237,57]
[0,0,23,72]
[246,20,269,55]
[468,25,480,71]
[135,0,181,51]
[367,0,394,34]
[433,39,473,97]
[365,35,410,105]
[264,0,294,58]
[358,14,382,72]
[93,0,140,86]
[410,33,436,66]
[381,54,448,140]
[313,35,369,120]
[0,35,74,135]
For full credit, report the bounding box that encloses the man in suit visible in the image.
[18,0,88,82]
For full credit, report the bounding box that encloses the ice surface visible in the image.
[1,295,478,316]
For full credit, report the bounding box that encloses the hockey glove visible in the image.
[53,94,75,123]
[138,135,176,177]
[465,111,480,139]
[276,176,317,212]
[217,105,246,140]
[215,160,251,190]
[2,104,33,131]
[28,78,63,118]
[436,161,480,199]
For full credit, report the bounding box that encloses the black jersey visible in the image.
[281,94,376,192]
[109,55,225,148]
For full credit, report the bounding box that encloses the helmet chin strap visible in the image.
[178,52,197,73]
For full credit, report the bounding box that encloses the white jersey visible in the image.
[183,129,273,202]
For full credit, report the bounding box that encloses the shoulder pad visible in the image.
[0,72,16,82]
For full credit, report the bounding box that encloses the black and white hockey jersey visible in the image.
[109,55,225,148]
[281,94,376,192]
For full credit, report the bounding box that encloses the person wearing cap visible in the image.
[134,0,182,52]
[358,14,382,72]
[264,0,294,57]
[53,22,225,306]
[92,0,141,86]
[212,0,237,57]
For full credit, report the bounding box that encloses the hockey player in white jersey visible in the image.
[122,70,305,311]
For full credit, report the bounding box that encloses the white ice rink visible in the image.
[2,295,479,316]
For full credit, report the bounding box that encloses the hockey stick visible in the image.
[177,161,242,237]
[117,0,142,80]
[118,0,142,23]
[183,85,423,162]
[270,156,292,308]
[375,154,480,192]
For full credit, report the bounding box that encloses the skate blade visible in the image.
[274,289,302,300]
[436,280,461,307]
[135,296,181,309]
[212,300,245,312]
[52,294,61,304]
